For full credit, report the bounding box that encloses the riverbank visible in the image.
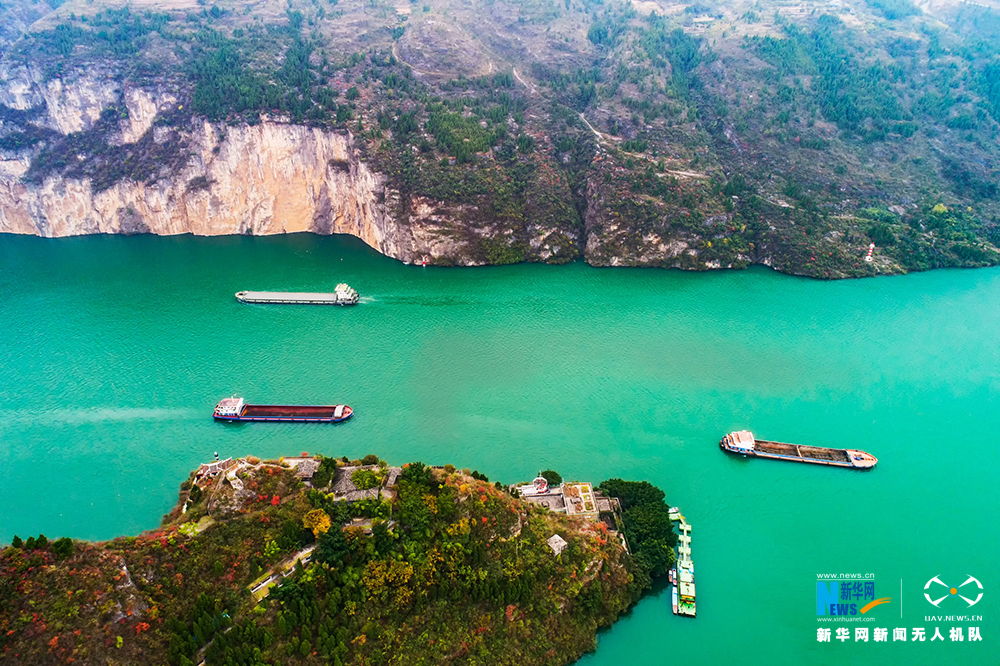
[0,456,674,666]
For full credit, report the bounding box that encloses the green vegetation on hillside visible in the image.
[1,0,999,276]
[0,456,676,665]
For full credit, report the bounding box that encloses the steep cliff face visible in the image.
[0,72,497,265]
[0,65,568,265]
[0,64,120,134]
[1,121,393,246]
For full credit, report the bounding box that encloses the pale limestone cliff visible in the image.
[0,64,121,134]
[1,121,392,246]
[0,114,488,264]
[0,69,566,266]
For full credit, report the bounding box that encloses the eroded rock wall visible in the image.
[0,121,410,253]
[0,70,574,266]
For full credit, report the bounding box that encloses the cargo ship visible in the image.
[213,397,353,423]
[235,284,358,305]
[720,430,877,469]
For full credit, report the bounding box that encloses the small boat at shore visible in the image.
[213,397,353,423]
[720,430,877,469]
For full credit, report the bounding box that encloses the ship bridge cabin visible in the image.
[215,397,245,417]
[727,430,755,453]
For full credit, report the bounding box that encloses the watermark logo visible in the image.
[924,576,983,608]
[817,578,891,616]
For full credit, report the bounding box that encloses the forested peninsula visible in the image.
[0,455,677,666]
[2,0,1000,278]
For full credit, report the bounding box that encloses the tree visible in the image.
[540,470,562,486]
[397,481,433,536]
[362,559,414,608]
[315,528,349,565]
[400,462,433,489]
[361,454,380,465]
[597,479,665,509]
[598,478,676,578]
[372,521,394,556]
[303,509,332,538]
[10,535,22,549]
[350,469,380,490]
[51,537,73,560]
[311,456,338,488]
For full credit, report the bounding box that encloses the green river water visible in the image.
[1,233,997,664]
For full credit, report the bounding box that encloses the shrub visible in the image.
[351,469,380,490]
[540,470,562,486]
[867,223,896,246]
[52,537,74,560]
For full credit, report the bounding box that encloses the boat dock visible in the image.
[668,507,696,617]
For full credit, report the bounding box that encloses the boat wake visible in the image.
[378,296,475,307]
[0,407,199,427]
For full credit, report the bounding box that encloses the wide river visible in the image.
[1,233,997,664]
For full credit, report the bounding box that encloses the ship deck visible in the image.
[243,405,342,418]
[238,291,348,304]
[753,439,850,464]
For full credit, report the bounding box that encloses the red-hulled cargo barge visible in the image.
[213,397,353,423]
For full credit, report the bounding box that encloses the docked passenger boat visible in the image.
[235,284,359,305]
[213,396,353,423]
[669,508,696,617]
[720,430,877,469]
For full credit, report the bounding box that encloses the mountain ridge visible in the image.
[1,0,999,277]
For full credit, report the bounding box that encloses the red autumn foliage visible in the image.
[271,496,280,506]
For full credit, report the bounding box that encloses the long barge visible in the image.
[720,430,877,469]
[214,397,353,423]
[236,284,358,306]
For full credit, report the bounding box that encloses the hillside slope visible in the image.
[1,0,998,277]
[0,457,676,666]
